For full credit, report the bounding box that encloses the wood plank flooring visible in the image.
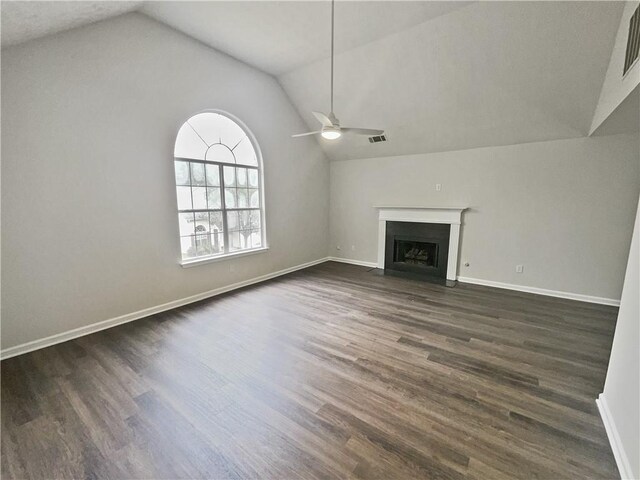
[1,261,620,479]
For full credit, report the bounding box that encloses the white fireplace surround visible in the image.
[375,206,467,282]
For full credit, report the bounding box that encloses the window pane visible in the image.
[238,210,249,230]
[236,168,247,187]
[224,188,237,208]
[249,189,259,208]
[175,123,206,160]
[189,113,245,150]
[234,137,258,166]
[206,144,235,164]
[175,161,190,186]
[248,169,259,187]
[209,212,224,255]
[192,187,207,209]
[210,231,224,254]
[246,209,261,229]
[223,166,236,186]
[228,231,242,251]
[179,213,195,236]
[226,211,238,231]
[251,229,262,248]
[194,234,214,256]
[190,163,206,186]
[237,189,248,208]
[195,212,209,234]
[181,236,197,258]
[239,230,253,249]
[176,186,192,210]
[206,164,220,186]
[207,187,221,209]
[209,211,224,232]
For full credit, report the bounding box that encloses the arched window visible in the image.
[174,111,265,263]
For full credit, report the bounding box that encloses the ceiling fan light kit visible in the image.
[292,0,384,141]
[321,127,342,140]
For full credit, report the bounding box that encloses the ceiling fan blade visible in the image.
[312,111,333,127]
[292,131,321,138]
[342,127,384,136]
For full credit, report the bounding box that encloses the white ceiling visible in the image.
[141,1,472,75]
[280,1,624,160]
[1,1,141,47]
[1,1,626,161]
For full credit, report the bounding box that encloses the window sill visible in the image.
[180,247,269,268]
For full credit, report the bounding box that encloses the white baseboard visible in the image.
[597,394,636,479]
[327,256,379,268]
[0,257,331,361]
[457,276,620,306]
[324,258,620,306]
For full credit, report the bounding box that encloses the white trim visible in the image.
[0,257,330,361]
[180,247,269,268]
[319,259,621,306]
[457,276,621,306]
[375,206,467,224]
[596,394,635,479]
[376,206,467,282]
[373,206,468,211]
[327,257,379,268]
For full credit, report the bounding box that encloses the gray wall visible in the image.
[329,135,639,300]
[600,199,639,479]
[1,13,330,350]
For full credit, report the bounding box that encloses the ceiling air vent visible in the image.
[623,4,640,76]
[368,134,387,143]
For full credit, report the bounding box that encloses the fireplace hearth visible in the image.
[384,221,450,284]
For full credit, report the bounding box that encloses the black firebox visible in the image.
[384,221,450,283]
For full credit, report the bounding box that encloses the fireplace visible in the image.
[394,239,438,268]
[384,221,450,283]
[376,206,466,286]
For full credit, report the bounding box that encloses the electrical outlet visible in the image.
[436,183,442,191]
[229,264,235,273]
[351,245,356,251]
[336,245,341,250]
[516,265,524,273]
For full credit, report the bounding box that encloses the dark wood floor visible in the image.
[1,261,620,479]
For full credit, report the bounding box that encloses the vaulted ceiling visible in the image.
[1,1,625,161]
[141,1,472,75]
[279,1,624,160]
[0,1,141,46]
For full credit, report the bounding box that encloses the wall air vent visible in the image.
[623,4,640,76]
[368,134,387,143]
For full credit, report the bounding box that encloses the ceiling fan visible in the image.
[292,0,384,140]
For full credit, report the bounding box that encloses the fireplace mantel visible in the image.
[375,206,467,283]
[374,206,467,209]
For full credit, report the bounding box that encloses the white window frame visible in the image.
[174,110,268,267]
